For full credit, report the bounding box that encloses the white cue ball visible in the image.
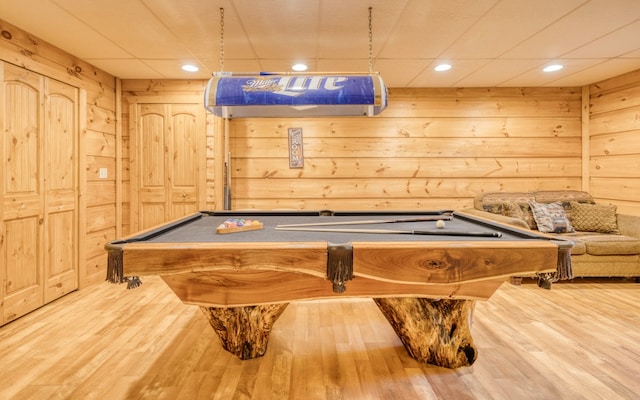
[436,220,446,229]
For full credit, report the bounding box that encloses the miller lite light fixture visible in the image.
[204,72,388,118]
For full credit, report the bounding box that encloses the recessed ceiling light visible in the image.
[434,63,452,72]
[292,63,308,72]
[543,64,563,72]
[182,64,199,72]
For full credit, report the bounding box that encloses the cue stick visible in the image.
[274,226,502,238]
[276,215,453,228]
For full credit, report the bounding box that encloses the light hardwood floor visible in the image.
[1,276,639,399]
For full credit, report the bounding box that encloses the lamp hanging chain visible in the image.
[219,7,225,72]
[368,7,373,73]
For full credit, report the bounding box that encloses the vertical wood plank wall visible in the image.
[1,16,640,295]
[589,69,640,215]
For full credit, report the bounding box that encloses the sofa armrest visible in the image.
[617,214,640,238]
[460,208,531,230]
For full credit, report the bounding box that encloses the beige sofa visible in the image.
[462,190,640,287]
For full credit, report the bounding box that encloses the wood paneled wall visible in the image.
[0,18,116,288]
[589,70,640,215]
[229,87,583,210]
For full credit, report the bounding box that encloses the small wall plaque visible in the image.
[288,128,304,168]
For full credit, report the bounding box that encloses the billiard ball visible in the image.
[436,220,446,229]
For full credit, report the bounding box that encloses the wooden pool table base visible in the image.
[374,297,476,368]
[200,303,289,360]
[200,297,476,369]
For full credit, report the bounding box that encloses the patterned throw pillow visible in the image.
[529,201,575,233]
[569,201,619,234]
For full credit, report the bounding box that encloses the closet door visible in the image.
[131,101,206,231]
[1,64,45,323]
[43,78,78,303]
[1,63,78,324]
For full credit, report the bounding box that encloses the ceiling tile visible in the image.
[316,0,408,59]
[0,0,131,58]
[439,0,588,59]
[503,0,640,59]
[563,20,640,58]
[372,59,432,88]
[233,0,321,59]
[410,59,494,87]
[378,0,497,59]
[53,0,191,58]
[455,59,548,87]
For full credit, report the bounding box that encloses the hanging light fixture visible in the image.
[204,7,388,118]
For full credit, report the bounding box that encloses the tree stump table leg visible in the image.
[373,297,477,368]
[200,303,289,359]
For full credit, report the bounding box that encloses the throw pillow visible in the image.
[501,202,524,219]
[501,202,537,229]
[569,201,619,234]
[529,201,575,233]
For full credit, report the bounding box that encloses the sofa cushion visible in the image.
[553,235,586,255]
[529,201,575,233]
[570,239,586,255]
[560,232,640,255]
[569,201,620,234]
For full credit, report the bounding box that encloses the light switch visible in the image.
[99,168,108,179]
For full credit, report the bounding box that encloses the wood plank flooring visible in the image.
[1,276,639,399]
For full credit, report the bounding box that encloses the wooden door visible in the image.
[1,63,78,324]
[130,101,206,231]
[43,78,78,303]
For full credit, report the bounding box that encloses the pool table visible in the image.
[105,210,571,368]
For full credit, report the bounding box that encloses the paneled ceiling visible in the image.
[2,0,640,87]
